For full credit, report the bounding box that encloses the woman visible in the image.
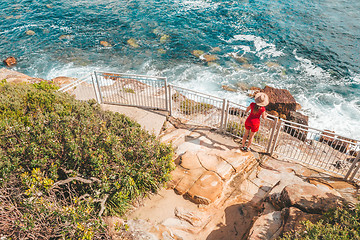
[241,92,269,151]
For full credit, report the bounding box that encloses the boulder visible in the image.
[26,30,35,35]
[248,211,282,240]
[191,50,204,58]
[127,38,139,48]
[284,111,308,141]
[3,57,17,67]
[262,86,297,116]
[202,54,218,62]
[270,183,344,214]
[186,171,223,204]
[319,130,336,143]
[100,41,111,47]
[59,35,73,40]
[221,85,237,92]
[51,76,77,87]
[281,207,321,234]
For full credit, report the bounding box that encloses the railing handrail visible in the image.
[169,84,226,102]
[95,71,167,80]
[58,73,92,92]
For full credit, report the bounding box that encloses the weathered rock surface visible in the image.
[3,56,17,67]
[248,211,282,240]
[262,86,297,116]
[284,111,309,141]
[270,183,344,213]
[52,76,77,87]
[281,207,321,234]
[186,171,224,204]
[0,68,45,83]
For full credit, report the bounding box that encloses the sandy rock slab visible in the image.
[186,171,224,205]
[0,68,45,83]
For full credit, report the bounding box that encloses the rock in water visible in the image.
[160,34,170,44]
[191,50,204,58]
[26,30,35,35]
[201,54,218,62]
[59,35,72,40]
[262,86,297,116]
[100,41,112,47]
[3,57,17,67]
[127,38,140,48]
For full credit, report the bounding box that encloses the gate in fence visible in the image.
[59,71,360,182]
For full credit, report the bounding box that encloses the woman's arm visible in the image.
[245,105,251,113]
[261,110,267,119]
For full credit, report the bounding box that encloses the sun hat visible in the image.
[254,92,269,106]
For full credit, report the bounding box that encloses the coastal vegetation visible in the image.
[280,203,360,240]
[0,81,174,239]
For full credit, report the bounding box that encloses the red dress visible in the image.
[245,102,265,132]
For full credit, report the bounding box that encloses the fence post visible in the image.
[91,73,101,104]
[266,117,279,154]
[345,153,360,180]
[219,99,227,131]
[164,77,169,113]
[168,85,172,116]
[93,71,103,104]
[270,119,282,156]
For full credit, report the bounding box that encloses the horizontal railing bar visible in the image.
[58,73,92,92]
[95,71,166,80]
[170,85,225,101]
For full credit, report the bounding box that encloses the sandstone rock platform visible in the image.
[108,119,359,240]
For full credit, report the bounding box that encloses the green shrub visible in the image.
[0,82,174,239]
[279,204,360,240]
[179,99,214,115]
[123,87,135,93]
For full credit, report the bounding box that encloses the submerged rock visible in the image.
[160,34,170,44]
[210,46,221,52]
[201,54,218,62]
[127,38,140,48]
[158,48,167,54]
[191,50,204,58]
[222,85,237,92]
[59,35,73,40]
[26,30,35,36]
[266,61,281,69]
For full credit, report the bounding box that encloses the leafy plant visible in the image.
[0,82,174,239]
[279,204,360,240]
[179,99,214,115]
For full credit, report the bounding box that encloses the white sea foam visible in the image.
[293,49,331,78]
[229,34,284,59]
[175,0,221,10]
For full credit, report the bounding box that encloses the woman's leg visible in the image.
[242,129,250,147]
[247,131,256,148]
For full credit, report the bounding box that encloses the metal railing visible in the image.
[93,72,168,111]
[58,71,360,183]
[58,74,99,102]
[169,85,226,129]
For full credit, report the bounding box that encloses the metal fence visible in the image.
[93,72,168,111]
[58,71,360,182]
[58,74,98,101]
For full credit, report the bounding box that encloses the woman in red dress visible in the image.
[241,92,269,151]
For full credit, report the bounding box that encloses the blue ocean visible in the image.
[1,0,359,139]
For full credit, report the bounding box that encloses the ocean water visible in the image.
[1,0,359,139]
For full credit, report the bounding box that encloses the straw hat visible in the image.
[254,92,269,106]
